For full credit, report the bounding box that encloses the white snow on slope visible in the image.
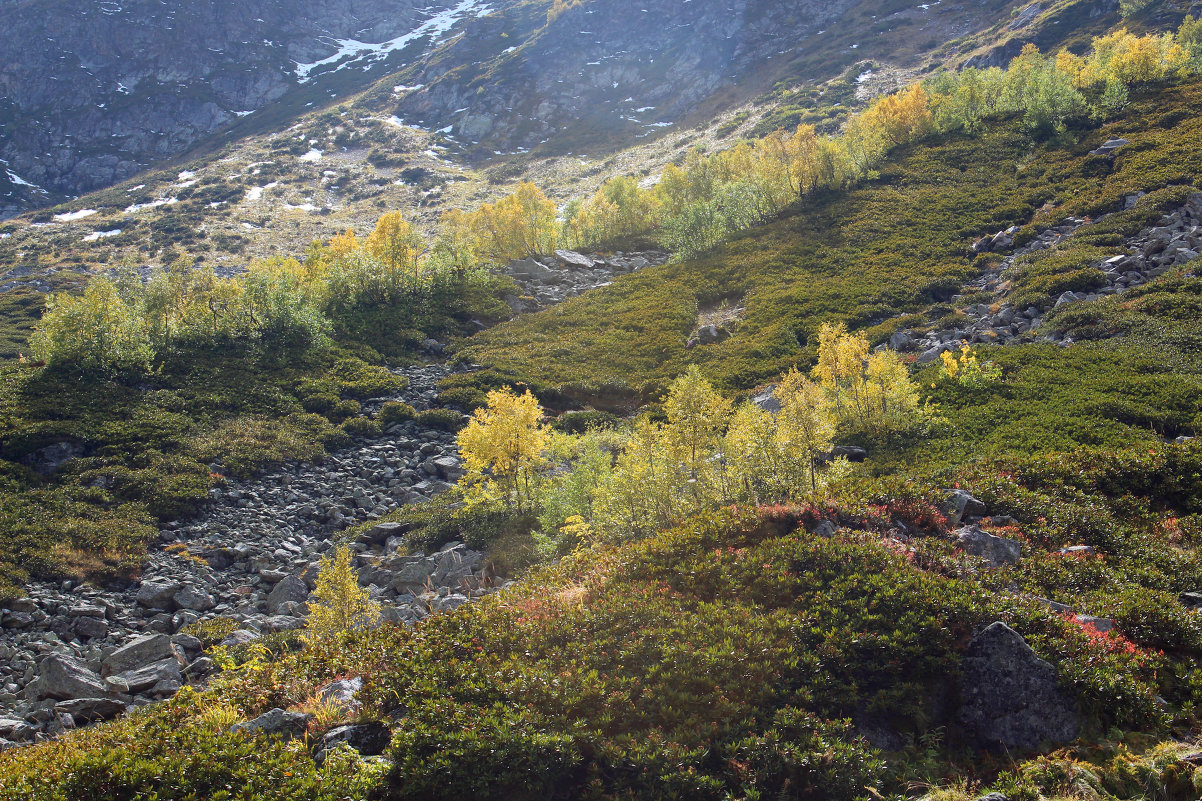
[244,182,280,202]
[1,159,46,193]
[124,198,177,213]
[295,0,492,83]
[83,229,122,241]
[53,209,97,222]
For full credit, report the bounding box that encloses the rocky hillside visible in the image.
[2,0,1109,218]
[0,0,511,216]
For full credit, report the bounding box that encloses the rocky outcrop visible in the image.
[941,490,986,528]
[954,525,1022,568]
[502,248,668,312]
[958,622,1080,751]
[906,192,1202,357]
[231,707,311,739]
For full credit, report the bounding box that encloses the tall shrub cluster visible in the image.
[457,324,925,549]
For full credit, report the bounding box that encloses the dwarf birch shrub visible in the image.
[305,544,380,647]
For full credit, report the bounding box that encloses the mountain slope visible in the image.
[0,0,510,215]
[0,0,1094,218]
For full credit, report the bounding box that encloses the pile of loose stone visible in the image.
[0,364,511,747]
[891,190,1202,364]
[502,247,668,311]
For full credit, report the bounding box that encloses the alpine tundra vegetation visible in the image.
[4,1,1202,800]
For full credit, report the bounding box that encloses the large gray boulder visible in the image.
[315,722,391,762]
[55,697,126,722]
[959,622,1079,751]
[508,258,554,280]
[554,249,594,269]
[390,559,435,594]
[102,634,183,677]
[955,525,1022,568]
[108,658,182,694]
[318,676,364,716]
[172,585,216,612]
[751,385,780,414]
[231,707,311,739]
[136,580,182,611]
[74,615,109,640]
[266,574,309,613]
[31,654,108,701]
[941,489,986,528]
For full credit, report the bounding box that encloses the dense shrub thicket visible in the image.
[7,18,1202,801]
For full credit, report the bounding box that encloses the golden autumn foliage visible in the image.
[304,543,381,646]
[457,387,551,511]
[473,182,560,264]
[813,323,923,438]
[365,211,423,280]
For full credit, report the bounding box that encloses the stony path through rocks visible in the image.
[0,245,654,744]
[0,364,500,741]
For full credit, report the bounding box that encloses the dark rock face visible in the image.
[0,0,495,214]
[397,0,859,156]
[1,0,1047,215]
[958,622,1079,751]
[315,721,391,760]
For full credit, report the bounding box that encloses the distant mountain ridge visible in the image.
[0,0,1136,219]
[0,0,507,216]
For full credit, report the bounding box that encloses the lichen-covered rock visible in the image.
[231,707,311,739]
[958,622,1079,751]
[955,525,1021,568]
[30,654,108,701]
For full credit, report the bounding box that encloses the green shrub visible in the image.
[435,386,487,411]
[378,401,417,425]
[327,399,362,424]
[301,392,340,414]
[415,408,465,431]
[552,410,623,434]
[340,417,383,439]
[386,704,585,801]
[725,709,885,800]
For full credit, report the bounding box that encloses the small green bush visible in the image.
[340,417,383,439]
[553,410,623,434]
[301,392,340,414]
[415,408,465,431]
[378,401,417,425]
[327,399,362,424]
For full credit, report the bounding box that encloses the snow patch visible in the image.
[298,149,323,162]
[53,209,98,222]
[1,159,45,192]
[83,229,122,242]
[124,198,177,214]
[244,182,279,202]
[283,202,320,212]
[295,0,492,83]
